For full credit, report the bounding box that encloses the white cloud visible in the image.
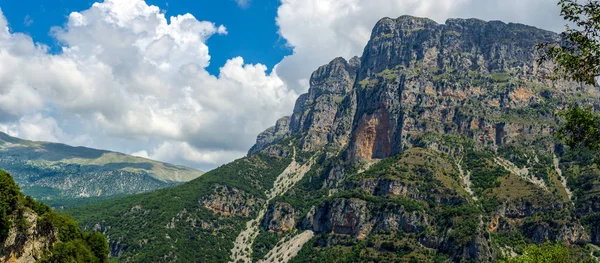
[0,0,297,171]
[235,0,251,8]
[149,141,246,166]
[23,15,34,27]
[131,150,149,158]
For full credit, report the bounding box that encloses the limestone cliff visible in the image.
[247,15,600,262]
[69,15,600,263]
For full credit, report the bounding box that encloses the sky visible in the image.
[0,0,566,171]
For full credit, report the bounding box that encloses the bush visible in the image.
[0,169,108,263]
[502,242,574,263]
[0,170,21,239]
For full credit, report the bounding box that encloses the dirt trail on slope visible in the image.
[456,158,477,200]
[494,157,547,191]
[229,147,313,263]
[553,154,573,200]
[258,230,314,263]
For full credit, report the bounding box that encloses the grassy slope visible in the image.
[0,132,203,182]
[0,132,204,208]
[66,152,292,262]
[282,145,590,262]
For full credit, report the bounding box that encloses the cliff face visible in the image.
[252,16,595,161]
[1,210,57,263]
[69,16,600,263]
[0,170,108,263]
[246,15,600,262]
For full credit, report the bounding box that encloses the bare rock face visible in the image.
[303,199,371,239]
[451,232,496,263]
[262,202,296,233]
[249,116,291,155]
[253,16,596,163]
[201,185,265,217]
[345,16,567,162]
[526,223,590,244]
[347,178,425,199]
[291,57,361,151]
[0,210,58,263]
[303,198,428,240]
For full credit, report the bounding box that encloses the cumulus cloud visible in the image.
[275,0,564,92]
[0,1,297,170]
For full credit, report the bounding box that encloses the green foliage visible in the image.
[501,242,575,263]
[0,170,21,239]
[538,0,600,85]
[251,230,279,262]
[66,153,292,262]
[39,239,96,263]
[557,106,600,163]
[464,150,508,195]
[0,169,108,263]
[38,212,84,243]
[83,232,110,263]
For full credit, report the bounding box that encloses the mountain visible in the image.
[0,132,203,208]
[0,169,109,262]
[66,16,600,262]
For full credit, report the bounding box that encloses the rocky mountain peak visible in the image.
[309,56,358,97]
[360,16,558,79]
[252,15,592,162]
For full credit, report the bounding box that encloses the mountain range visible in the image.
[4,15,600,262]
[0,132,203,208]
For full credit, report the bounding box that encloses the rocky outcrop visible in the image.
[249,117,292,155]
[292,57,361,151]
[303,198,428,239]
[0,210,58,263]
[348,178,423,199]
[449,231,496,262]
[262,202,295,233]
[202,185,265,217]
[525,223,590,244]
[304,199,371,239]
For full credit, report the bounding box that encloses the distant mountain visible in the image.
[67,16,600,262]
[0,132,203,208]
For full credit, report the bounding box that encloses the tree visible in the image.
[542,1,600,161]
[538,0,600,85]
[556,106,600,160]
[503,242,574,263]
[0,170,21,239]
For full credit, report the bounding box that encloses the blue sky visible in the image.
[0,0,565,171]
[0,0,290,75]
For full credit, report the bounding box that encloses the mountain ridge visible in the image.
[0,131,204,208]
[67,16,600,262]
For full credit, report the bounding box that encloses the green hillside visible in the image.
[0,132,203,208]
[0,169,109,262]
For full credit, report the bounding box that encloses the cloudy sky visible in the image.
[0,0,564,171]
